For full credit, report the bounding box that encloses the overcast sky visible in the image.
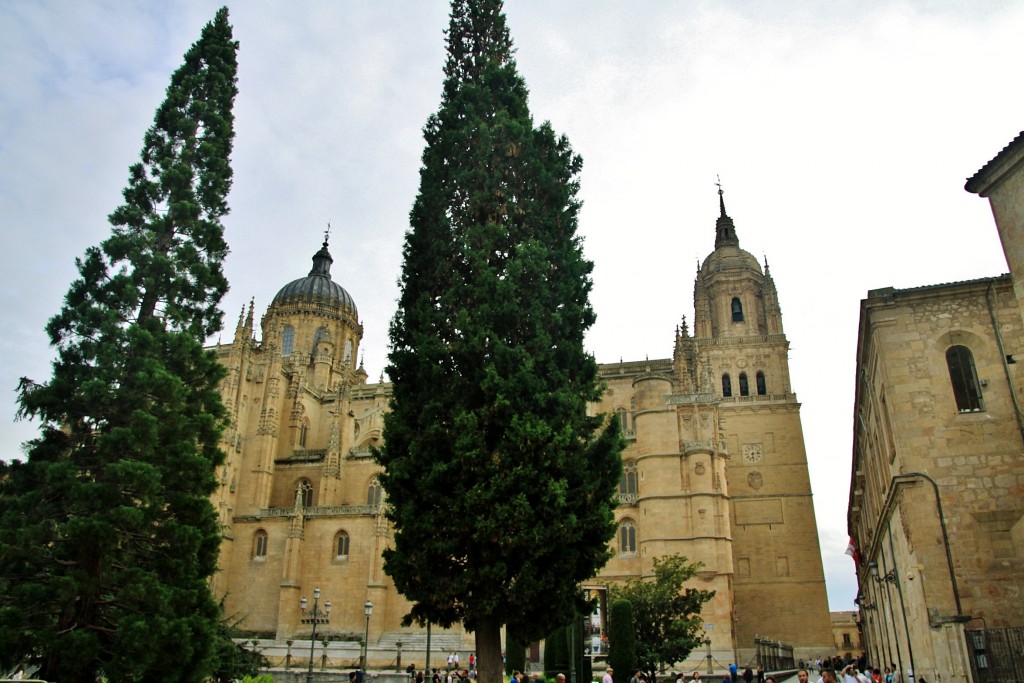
[2,0,1022,614]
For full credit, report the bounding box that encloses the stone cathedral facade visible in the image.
[209,196,833,667]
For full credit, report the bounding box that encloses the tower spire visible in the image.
[714,176,739,249]
[244,297,254,335]
[717,175,727,217]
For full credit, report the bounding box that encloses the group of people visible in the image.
[817,665,904,683]
[406,651,479,683]
[595,659,903,683]
[410,658,908,683]
[407,666,476,683]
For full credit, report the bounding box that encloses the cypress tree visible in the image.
[607,599,636,680]
[543,626,570,680]
[0,8,238,683]
[378,2,623,683]
[504,627,526,676]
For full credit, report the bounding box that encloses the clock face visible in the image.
[742,444,763,464]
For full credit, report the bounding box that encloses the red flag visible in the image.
[845,537,860,565]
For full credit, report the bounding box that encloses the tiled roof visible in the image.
[965,131,1024,193]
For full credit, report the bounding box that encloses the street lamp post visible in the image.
[363,600,374,682]
[704,623,714,675]
[300,587,332,683]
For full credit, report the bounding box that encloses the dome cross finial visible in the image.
[324,221,331,247]
[716,175,728,218]
[714,175,739,249]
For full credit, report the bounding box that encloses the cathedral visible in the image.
[209,191,833,668]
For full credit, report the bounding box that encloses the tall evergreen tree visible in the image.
[0,8,238,683]
[378,2,623,683]
[543,625,570,680]
[607,599,636,680]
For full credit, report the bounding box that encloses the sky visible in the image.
[2,0,1023,615]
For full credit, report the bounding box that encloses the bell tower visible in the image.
[691,185,831,661]
[594,187,833,665]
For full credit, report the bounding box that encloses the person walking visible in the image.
[603,667,615,683]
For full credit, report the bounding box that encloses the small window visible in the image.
[367,477,382,507]
[731,297,744,322]
[252,530,268,560]
[722,374,732,397]
[739,372,749,397]
[619,520,637,555]
[299,420,308,448]
[756,371,767,396]
[616,407,629,433]
[946,345,984,412]
[282,325,295,356]
[296,479,313,508]
[619,461,638,496]
[344,339,354,364]
[335,531,350,559]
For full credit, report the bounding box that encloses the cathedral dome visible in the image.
[271,240,358,319]
[699,186,762,277]
[700,244,762,277]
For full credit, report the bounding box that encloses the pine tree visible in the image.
[378,3,623,683]
[0,8,238,683]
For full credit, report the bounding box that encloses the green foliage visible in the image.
[0,8,237,683]
[543,625,569,679]
[505,623,527,675]
[378,1,623,681]
[609,556,716,681]
[208,616,270,683]
[542,609,591,683]
[607,599,635,678]
[570,616,592,683]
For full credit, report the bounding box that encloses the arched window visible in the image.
[722,374,732,397]
[756,371,767,396]
[252,530,268,560]
[282,325,295,356]
[298,420,309,448]
[946,345,984,412]
[295,479,313,508]
[731,297,744,322]
[619,460,638,497]
[335,531,350,559]
[739,372,749,396]
[616,407,629,433]
[618,520,637,555]
[367,477,382,507]
[313,326,329,347]
[344,339,354,364]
